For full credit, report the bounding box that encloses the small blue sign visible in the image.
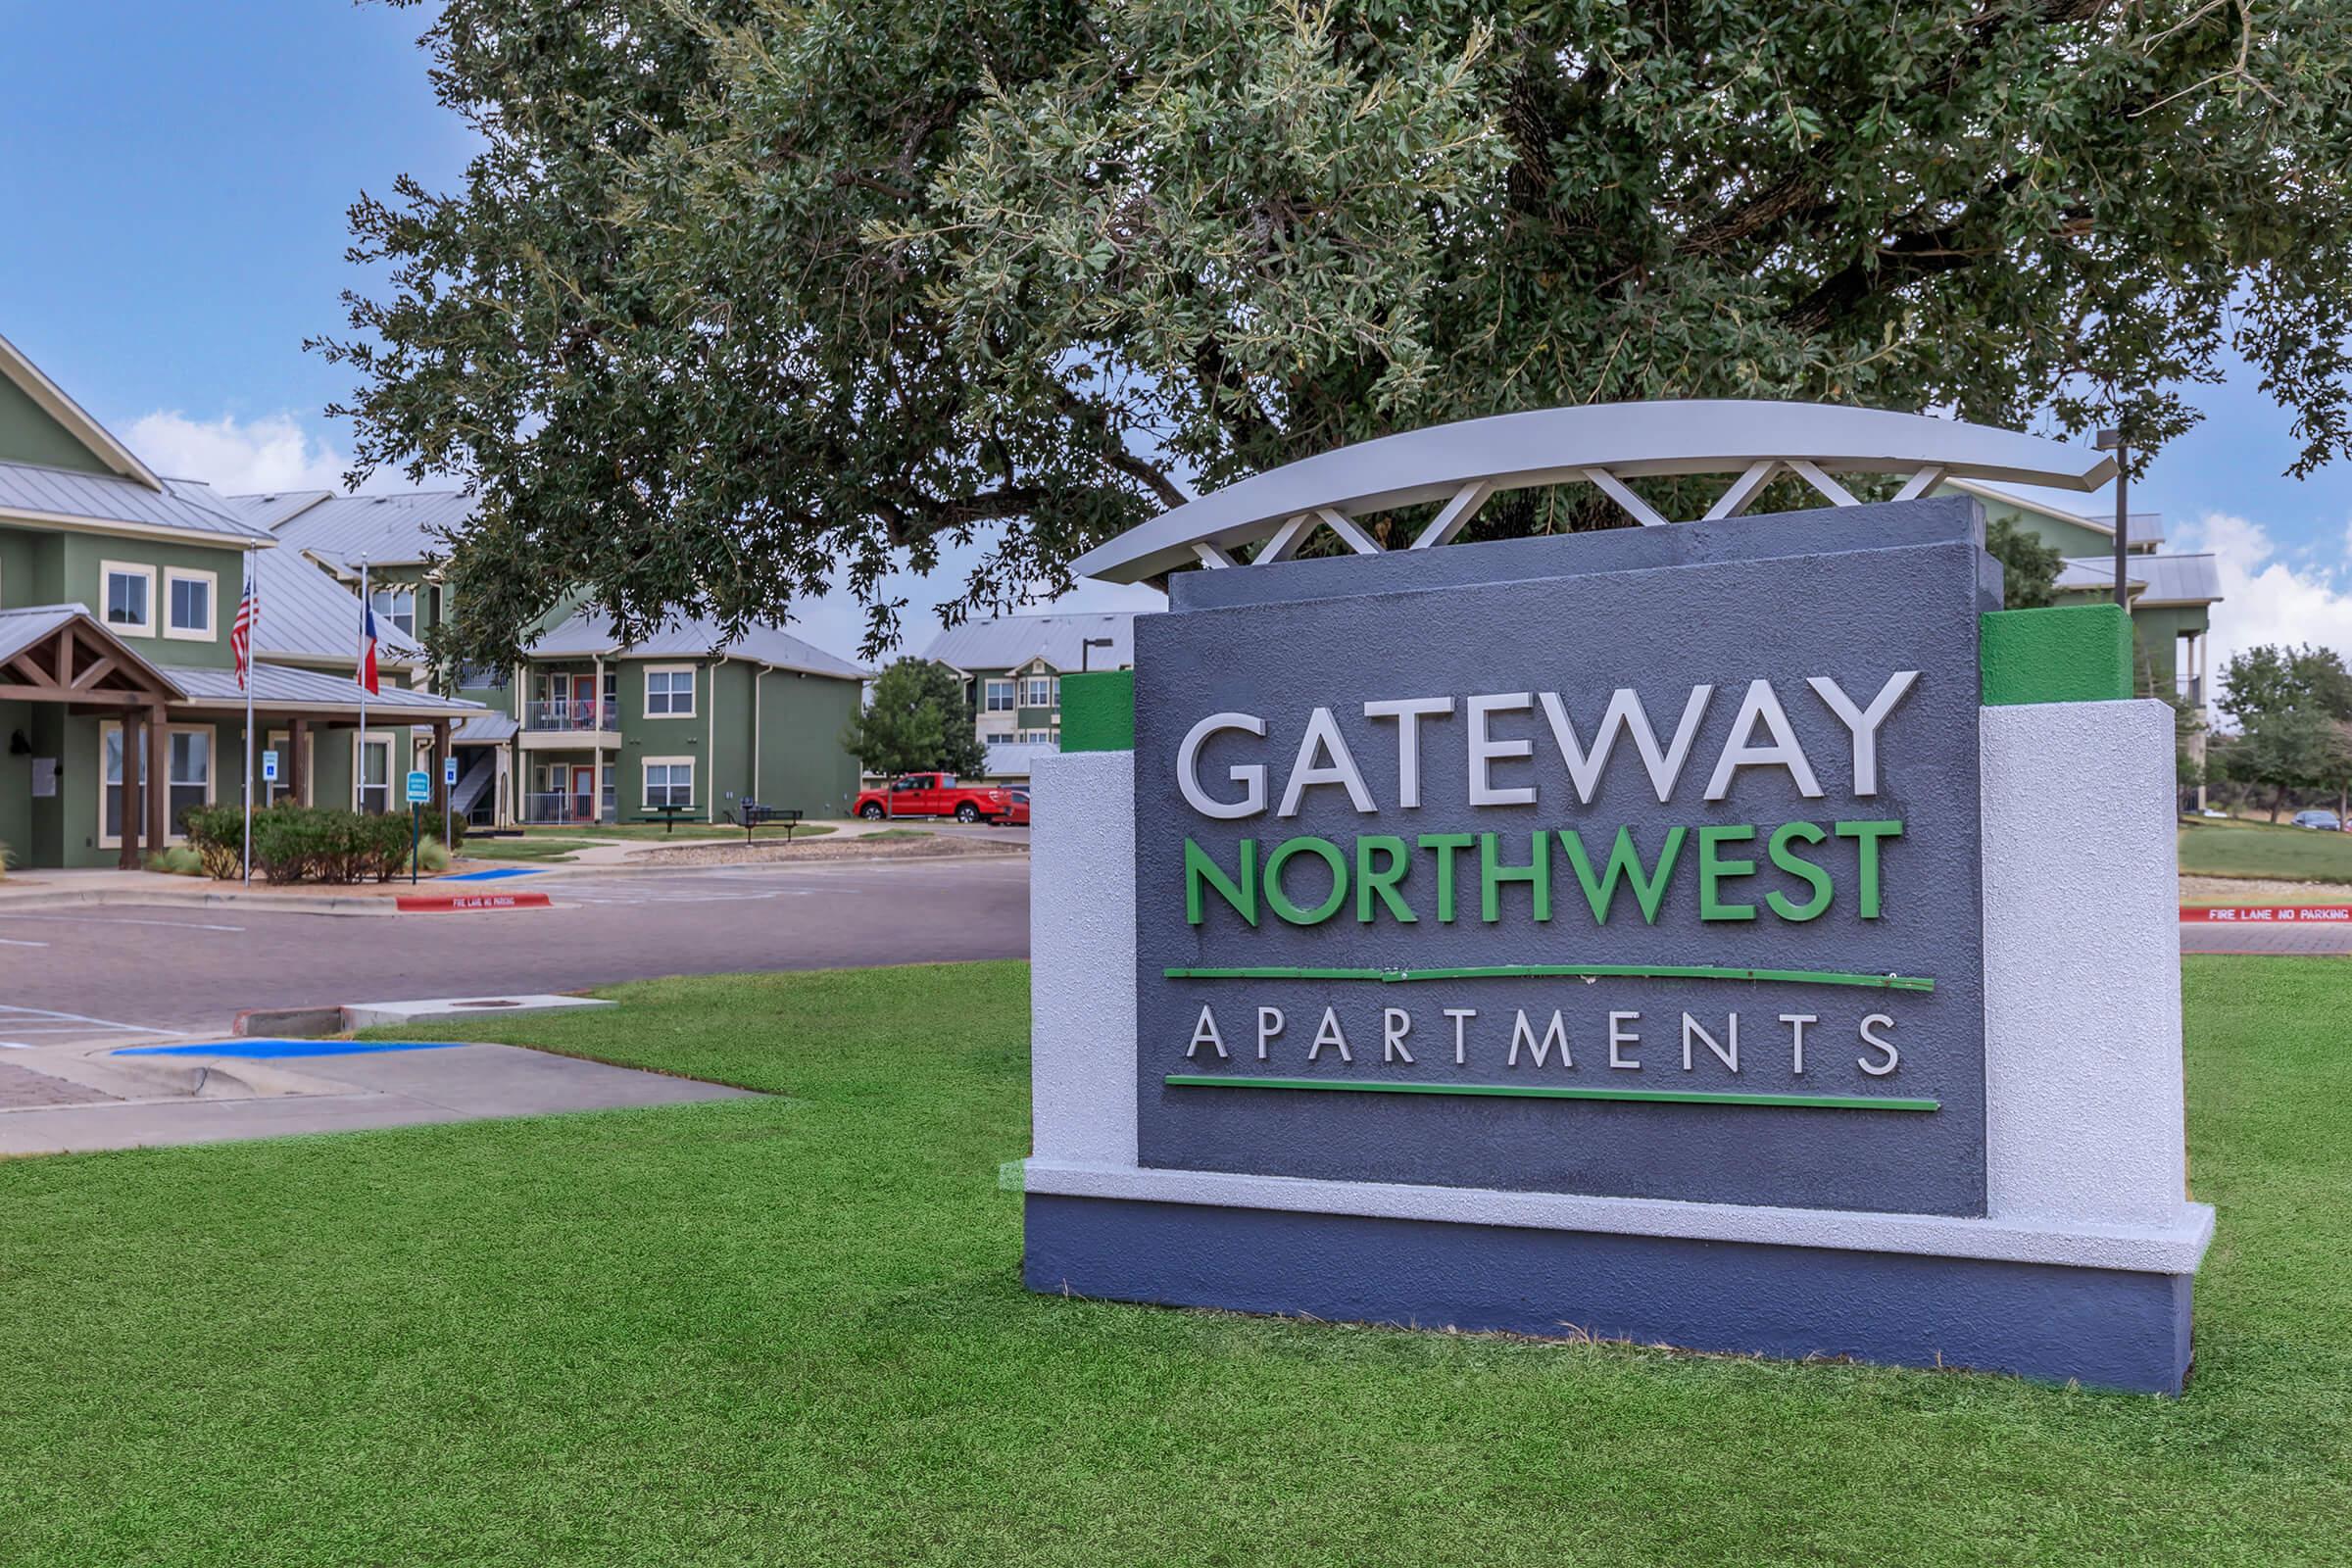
[443,757,458,786]
[261,752,279,783]
[405,769,431,804]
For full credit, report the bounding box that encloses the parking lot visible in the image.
[0,855,1031,1044]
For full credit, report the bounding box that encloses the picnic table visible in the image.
[635,804,695,833]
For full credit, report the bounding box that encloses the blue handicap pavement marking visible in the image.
[115,1040,470,1060]
[442,866,550,882]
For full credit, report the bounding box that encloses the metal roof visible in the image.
[0,461,272,545]
[248,545,426,664]
[2065,553,2221,606]
[219,489,335,532]
[454,711,519,744]
[979,740,1058,778]
[165,662,485,715]
[1946,478,2165,546]
[529,608,867,679]
[923,612,1137,674]
[245,488,480,568]
[1072,401,2119,583]
[0,603,186,695]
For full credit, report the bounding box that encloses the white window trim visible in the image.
[643,662,698,718]
[101,560,157,638]
[641,754,696,809]
[96,720,217,848]
[162,565,219,642]
[983,677,1016,712]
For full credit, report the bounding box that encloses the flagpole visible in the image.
[357,557,368,810]
[242,544,255,887]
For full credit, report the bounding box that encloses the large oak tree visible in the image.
[319,0,2352,664]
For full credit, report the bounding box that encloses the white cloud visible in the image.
[2177,510,2352,685]
[122,410,372,497]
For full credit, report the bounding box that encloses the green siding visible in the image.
[616,657,710,820]
[0,523,65,608]
[0,373,114,475]
[751,668,863,816]
[52,532,249,670]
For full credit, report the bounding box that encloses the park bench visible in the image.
[727,802,805,842]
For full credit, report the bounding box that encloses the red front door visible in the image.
[570,765,597,824]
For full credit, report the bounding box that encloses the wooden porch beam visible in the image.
[69,656,119,691]
[0,683,144,707]
[145,699,171,854]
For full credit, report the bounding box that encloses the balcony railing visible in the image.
[524,698,618,732]
[523,790,617,825]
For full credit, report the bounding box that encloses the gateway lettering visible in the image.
[1177,673,1916,929]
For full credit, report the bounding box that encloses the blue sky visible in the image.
[4,1,2348,669]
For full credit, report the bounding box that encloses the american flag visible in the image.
[231,561,256,690]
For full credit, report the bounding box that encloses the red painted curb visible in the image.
[2179,905,2352,924]
[395,891,554,913]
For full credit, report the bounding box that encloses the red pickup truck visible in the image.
[854,772,1014,823]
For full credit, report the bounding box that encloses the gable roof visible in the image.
[0,461,273,547]
[0,603,187,699]
[0,330,162,489]
[529,607,867,679]
[922,611,1137,674]
[165,661,484,715]
[248,543,426,664]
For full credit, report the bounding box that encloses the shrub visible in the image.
[144,846,205,877]
[241,806,423,884]
[177,805,251,880]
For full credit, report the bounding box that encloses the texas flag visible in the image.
[357,601,380,695]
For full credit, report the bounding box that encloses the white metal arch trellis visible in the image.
[1068,401,2114,584]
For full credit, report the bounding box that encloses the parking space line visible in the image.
[0,1005,184,1038]
[0,913,244,932]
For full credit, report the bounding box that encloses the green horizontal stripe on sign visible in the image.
[1163,1074,1939,1112]
[1162,963,1935,993]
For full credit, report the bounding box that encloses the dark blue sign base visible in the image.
[1024,1195,2193,1395]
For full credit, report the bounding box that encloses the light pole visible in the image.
[2095,427,2129,610]
[1080,636,1115,672]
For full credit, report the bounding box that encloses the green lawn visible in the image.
[2179,815,2352,884]
[1,959,2346,1565]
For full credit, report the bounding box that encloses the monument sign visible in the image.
[1025,404,2212,1394]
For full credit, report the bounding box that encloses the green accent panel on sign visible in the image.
[1163,962,1936,992]
[1164,1075,1939,1112]
[1059,670,1135,752]
[1980,604,2132,706]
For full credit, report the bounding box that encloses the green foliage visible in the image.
[217,806,426,884]
[323,0,2352,662]
[2216,644,2352,816]
[840,659,987,777]
[143,846,206,878]
[1984,519,2064,610]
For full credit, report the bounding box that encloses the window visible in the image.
[983,679,1015,712]
[1018,729,1058,745]
[369,584,416,637]
[164,567,216,641]
[168,730,211,832]
[645,664,697,716]
[100,723,213,841]
[1023,674,1057,709]
[644,758,694,809]
[102,562,155,635]
[358,736,391,813]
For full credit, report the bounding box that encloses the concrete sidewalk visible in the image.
[0,1035,753,1155]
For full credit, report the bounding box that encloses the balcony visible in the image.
[519,698,621,749]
